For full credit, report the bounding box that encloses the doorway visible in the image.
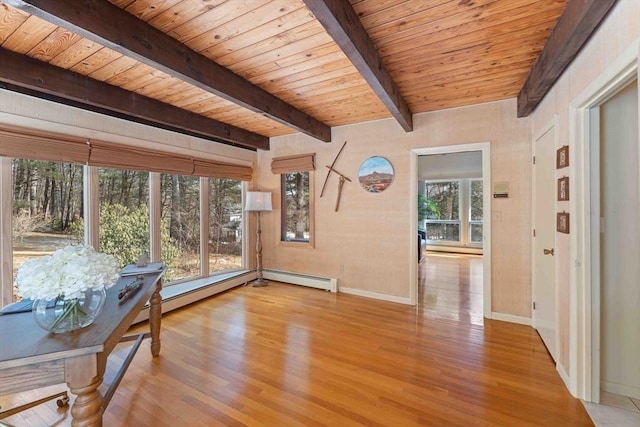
[419,152,483,254]
[411,143,491,317]
[593,79,639,403]
[570,41,639,404]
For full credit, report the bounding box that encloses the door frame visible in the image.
[569,38,639,401]
[410,143,491,317]
[531,115,559,363]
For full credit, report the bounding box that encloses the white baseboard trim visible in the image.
[339,287,412,305]
[557,362,572,393]
[490,312,532,325]
[601,381,640,400]
[133,271,254,324]
[426,245,483,255]
[263,269,337,292]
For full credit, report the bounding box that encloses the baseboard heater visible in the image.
[133,271,253,324]
[263,269,337,292]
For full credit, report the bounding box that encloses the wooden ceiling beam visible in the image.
[6,0,331,142]
[303,0,413,132]
[517,0,617,117]
[0,48,269,151]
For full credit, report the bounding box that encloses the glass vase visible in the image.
[32,288,106,333]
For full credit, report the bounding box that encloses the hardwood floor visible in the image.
[1,256,594,426]
[419,251,484,325]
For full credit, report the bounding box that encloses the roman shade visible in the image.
[90,141,253,180]
[0,126,89,164]
[193,159,252,181]
[0,126,253,181]
[271,153,315,174]
[88,140,193,175]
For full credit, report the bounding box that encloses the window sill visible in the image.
[279,240,314,249]
[133,269,255,324]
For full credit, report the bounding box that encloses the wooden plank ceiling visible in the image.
[0,0,579,150]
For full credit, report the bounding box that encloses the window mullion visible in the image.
[200,177,209,277]
[83,165,100,249]
[149,172,161,262]
[242,182,250,269]
[0,157,12,306]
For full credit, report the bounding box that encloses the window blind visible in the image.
[271,153,315,174]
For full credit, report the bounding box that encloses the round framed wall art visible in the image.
[358,156,394,193]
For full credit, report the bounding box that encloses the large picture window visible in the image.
[98,168,150,268]
[424,178,483,248]
[11,159,83,301]
[2,157,249,306]
[161,174,201,283]
[208,178,242,273]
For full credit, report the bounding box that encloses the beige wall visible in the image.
[529,0,639,378]
[257,98,532,316]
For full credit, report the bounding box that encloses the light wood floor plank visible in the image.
[1,254,593,426]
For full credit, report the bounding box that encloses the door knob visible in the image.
[543,248,554,256]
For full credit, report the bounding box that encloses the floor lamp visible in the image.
[245,191,272,287]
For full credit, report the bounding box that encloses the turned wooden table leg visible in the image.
[149,279,162,357]
[65,355,103,427]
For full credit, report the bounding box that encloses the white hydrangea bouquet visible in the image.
[16,245,120,332]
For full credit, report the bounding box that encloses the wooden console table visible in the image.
[0,269,164,426]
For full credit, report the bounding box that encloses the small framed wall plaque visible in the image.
[557,212,570,234]
[556,146,569,169]
[557,176,569,201]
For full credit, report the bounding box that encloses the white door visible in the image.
[532,121,557,362]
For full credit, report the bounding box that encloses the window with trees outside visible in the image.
[161,174,200,283]
[425,181,461,242]
[98,167,150,270]
[11,159,83,303]
[469,179,483,244]
[208,178,242,274]
[3,156,246,306]
[281,171,310,242]
[424,178,483,248]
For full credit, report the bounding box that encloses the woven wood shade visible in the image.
[0,126,253,180]
[0,126,89,164]
[193,159,252,181]
[271,153,315,174]
[88,140,193,175]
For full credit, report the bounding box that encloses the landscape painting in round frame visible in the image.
[358,156,394,193]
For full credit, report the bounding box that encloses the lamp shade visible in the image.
[245,191,272,212]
